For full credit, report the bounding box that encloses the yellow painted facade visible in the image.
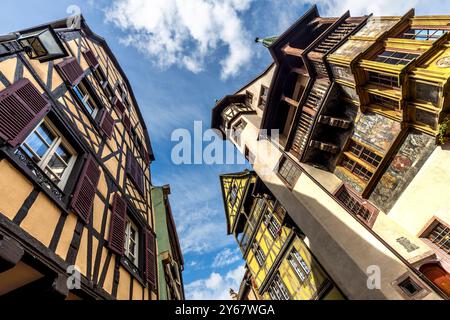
[221,171,343,300]
[0,16,176,300]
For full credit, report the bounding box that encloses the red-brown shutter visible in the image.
[145,229,157,288]
[144,150,151,165]
[123,114,131,132]
[107,193,127,256]
[70,155,100,223]
[99,109,115,139]
[82,49,99,69]
[127,151,144,193]
[114,99,126,115]
[0,79,50,147]
[56,57,84,86]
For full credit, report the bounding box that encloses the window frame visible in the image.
[124,217,140,267]
[268,273,290,300]
[374,50,419,66]
[258,85,269,110]
[19,118,78,190]
[400,28,448,41]
[72,80,100,119]
[334,184,379,227]
[263,211,281,239]
[420,218,450,256]
[276,156,301,189]
[368,71,399,88]
[253,243,266,267]
[288,248,311,283]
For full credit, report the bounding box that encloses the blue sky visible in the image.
[1,0,449,300]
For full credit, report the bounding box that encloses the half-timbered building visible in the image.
[0,15,175,300]
[212,6,450,299]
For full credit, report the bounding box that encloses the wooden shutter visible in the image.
[144,150,151,165]
[107,193,126,255]
[114,99,126,115]
[56,57,84,86]
[0,79,50,147]
[123,114,131,132]
[127,151,144,193]
[70,155,100,223]
[82,49,99,69]
[145,229,157,288]
[99,109,115,139]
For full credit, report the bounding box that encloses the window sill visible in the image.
[0,146,70,214]
[120,256,146,287]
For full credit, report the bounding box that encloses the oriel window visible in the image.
[19,119,77,189]
[400,28,447,41]
[374,50,419,66]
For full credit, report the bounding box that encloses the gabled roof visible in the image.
[219,170,255,234]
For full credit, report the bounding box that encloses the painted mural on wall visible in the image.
[369,130,435,213]
[353,112,401,154]
[334,167,364,193]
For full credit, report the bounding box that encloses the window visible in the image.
[230,184,238,207]
[232,119,247,146]
[73,81,100,117]
[374,50,419,65]
[398,277,423,297]
[124,218,139,266]
[249,198,265,227]
[264,211,281,239]
[425,221,450,254]
[244,146,255,164]
[245,91,253,107]
[288,248,310,282]
[268,274,290,300]
[278,157,301,188]
[341,155,374,182]
[414,82,440,106]
[253,243,266,266]
[400,28,447,41]
[347,140,382,167]
[335,185,376,223]
[258,86,269,110]
[368,72,398,88]
[18,119,77,189]
[370,94,398,109]
[92,67,114,100]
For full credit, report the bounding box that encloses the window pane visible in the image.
[25,132,49,158]
[46,155,68,178]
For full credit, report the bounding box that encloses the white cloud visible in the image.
[270,0,450,18]
[212,248,241,268]
[185,264,245,300]
[105,0,254,79]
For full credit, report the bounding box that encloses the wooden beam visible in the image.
[0,273,68,300]
[0,235,24,273]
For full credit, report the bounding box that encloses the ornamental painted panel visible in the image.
[369,131,435,213]
[352,112,401,154]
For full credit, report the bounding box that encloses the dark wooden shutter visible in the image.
[144,150,151,165]
[107,193,126,256]
[56,57,84,86]
[0,79,50,147]
[127,151,144,193]
[145,229,157,288]
[82,49,99,69]
[99,109,115,139]
[70,155,100,223]
[123,114,131,132]
[114,99,126,115]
